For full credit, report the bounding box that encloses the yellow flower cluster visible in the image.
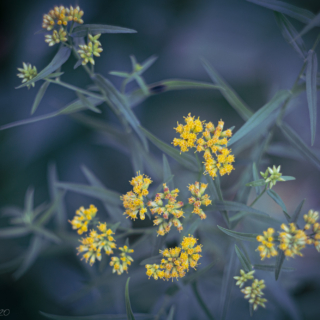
[147,184,184,236]
[69,204,98,234]
[77,222,116,266]
[234,270,267,311]
[78,34,103,65]
[110,246,134,275]
[172,114,235,179]
[145,235,202,281]
[45,28,67,46]
[257,210,320,259]
[17,63,38,89]
[256,228,278,260]
[42,6,84,30]
[121,172,152,220]
[188,181,212,219]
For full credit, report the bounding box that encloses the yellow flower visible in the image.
[304,209,319,230]
[278,223,308,257]
[78,34,103,65]
[180,235,202,270]
[260,165,285,189]
[110,245,134,275]
[160,247,186,280]
[45,28,67,46]
[313,222,320,252]
[145,264,164,280]
[188,181,211,219]
[69,204,97,234]
[241,279,267,311]
[234,269,255,288]
[147,183,184,235]
[121,172,152,221]
[256,228,278,260]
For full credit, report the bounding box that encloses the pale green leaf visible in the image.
[267,189,287,213]
[245,179,266,187]
[229,90,291,146]
[213,200,268,217]
[191,282,215,320]
[234,244,252,272]
[253,264,294,272]
[290,199,305,223]
[252,162,262,195]
[281,176,295,181]
[0,227,31,238]
[163,154,174,190]
[139,254,162,265]
[31,81,50,115]
[125,278,135,320]
[247,0,315,24]
[295,12,320,39]
[109,71,130,78]
[275,251,285,280]
[217,225,259,242]
[31,226,61,243]
[166,306,175,320]
[71,24,137,37]
[76,92,101,113]
[306,50,318,145]
[201,58,253,120]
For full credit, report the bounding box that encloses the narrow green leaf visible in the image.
[290,199,305,223]
[138,55,158,75]
[306,50,318,145]
[191,282,215,320]
[139,254,162,265]
[295,12,320,40]
[281,176,295,181]
[24,186,34,215]
[35,194,63,227]
[267,189,287,214]
[279,123,320,170]
[253,264,294,272]
[213,200,268,217]
[55,182,122,206]
[13,235,42,279]
[0,227,31,238]
[166,306,175,320]
[31,81,50,114]
[129,135,144,173]
[94,74,148,150]
[71,24,137,37]
[183,259,219,285]
[140,126,199,172]
[40,312,153,320]
[17,46,71,88]
[217,225,259,242]
[274,12,307,59]
[275,251,285,280]
[245,179,266,187]
[181,219,202,241]
[247,0,315,24]
[234,244,252,272]
[76,92,101,113]
[46,72,64,78]
[125,278,135,320]
[252,163,262,195]
[128,79,221,108]
[134,75,148,95]
[163,154,174,190]
[109,71,130,78]
[201,58,253,121]
[229,90,291,146]
[31,226,61,243]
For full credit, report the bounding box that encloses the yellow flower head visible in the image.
[110,245,134,275]
[304,209,319,230]
[17,63,38,89]
[256,228,278,260]
[188,181,211,219]
[69,204,98,235]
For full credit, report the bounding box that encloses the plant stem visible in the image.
[249,186,267,207]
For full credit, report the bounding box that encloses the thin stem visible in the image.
[249,186,267,207]
[191,282,215,320]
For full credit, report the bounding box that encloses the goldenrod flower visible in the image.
[278,223,308,257]
[66,6,84,24]
[304,209,319,230]
[121,172,152,220]
[78,34,103,65]
[241,279,267,311]
[45,28,67,46]
[188,181,211,219]
[77,224,116,266]
[69,204,97,234]
[145,264,164,280]
[17,63,37,88]
[160,247,186,280]
[313,222,320,252]
[234,269,255,288]
[256,228,278,260]
[180,235,202,270]
[260,165,285,189]
[110,245,134,275]
[172,115,235,179]
[147,184,184,235]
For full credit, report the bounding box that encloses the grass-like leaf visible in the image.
[13,235,42,279]
[281,176,295,181]
[253,264,294,272]
[125,278,135,320]
[94,74,148,150]
[191,282,215,320]
[267,189,287,214]
[17,46,71,88]
[217,226,259,242]
[31,81,50,115]
[275,251,285,280]
[274,12,307,59]
[306,50,318,145]
[229,90,291,146]
[166,306,175,320]
[71,24,137,37]
[290,199,305,223]
[234,244,252,272]
[76,92,101,113]
[129,135,144,173]
[246,0,315,24]
[0,227,31,238]
[163,154,174,190]
[213,200,268,217]
[201,58,253,121]
[279,122,320,170]
[40,312,153,320]
[31,226,61,243]
[245,179,266,187]
[295,12,320,40]
[139,254,162,266]
[140,126,199,172]
[55,182,122,206]
[252,163,262,195]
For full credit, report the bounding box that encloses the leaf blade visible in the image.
[125,278,135,320]
[31,81,50,114]
[234,244,252,272]
[71,24,137,37]
[217,225,259,242]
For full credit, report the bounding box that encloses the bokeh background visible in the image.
[1,0,320,319]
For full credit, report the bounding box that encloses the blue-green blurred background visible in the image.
[1,0,320,319]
